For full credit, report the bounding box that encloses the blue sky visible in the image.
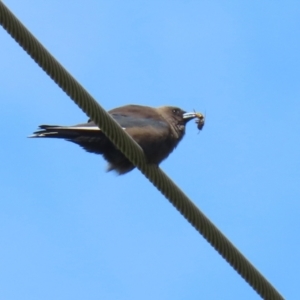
[1,1,299,299]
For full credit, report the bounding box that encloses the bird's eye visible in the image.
[172,109,179,115]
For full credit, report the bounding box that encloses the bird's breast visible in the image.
[126,125,179,165]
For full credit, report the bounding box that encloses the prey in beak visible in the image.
[183,111,205,131]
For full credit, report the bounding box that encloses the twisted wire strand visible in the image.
[0,2,284,299]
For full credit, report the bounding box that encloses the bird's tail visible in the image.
[29,124,116,157]
[29,124,101,139]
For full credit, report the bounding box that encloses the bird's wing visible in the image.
[108,105,169,130]
[111,114,168,130]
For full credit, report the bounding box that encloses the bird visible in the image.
[30,104,205,174]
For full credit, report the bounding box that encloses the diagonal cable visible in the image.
[0,2,284,299]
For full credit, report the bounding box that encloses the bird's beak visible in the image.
[183,112,198,120]
[183,112,205,130]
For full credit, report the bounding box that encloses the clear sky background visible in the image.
[1,1,299,299]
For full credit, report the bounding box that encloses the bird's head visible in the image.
[158,106,205,135]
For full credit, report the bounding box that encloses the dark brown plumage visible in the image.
[30,104,204,174]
